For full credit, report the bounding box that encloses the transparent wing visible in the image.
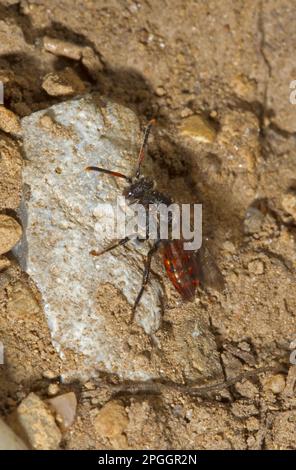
[196,244,225,292]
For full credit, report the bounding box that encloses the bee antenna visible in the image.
[135,118,156,178]
[85,166,132,183]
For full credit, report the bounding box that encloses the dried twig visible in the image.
[83,365,285,400]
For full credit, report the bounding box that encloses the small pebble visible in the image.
[42,370,57,380]
[282,192,296,219]
[246,435,256,448]
[81,47,103,80]
[180,107,193,118]
[231,74,256,99]
[42,68,85,97]
[244,207,264,234]
[155,86,166,97]
[179,114,217,143]
[231,402,259,419]
[39,115,54,130]
[238,341,251,352]
[248,259,265,275]
[91,397,100,405]
[84,381,95,390]
[246,417,260,432]
[265,374,286,394]
[47,384,59,396]
[138,28,149,45]
[222,241,236,253]
[235,379,258,399]
[0,215,22,255]
[210,110,218,118]
[0,106,21,135]
[43,36,83,60]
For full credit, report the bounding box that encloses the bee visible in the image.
[86,120,225,314]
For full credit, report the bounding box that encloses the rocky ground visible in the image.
[0,0,296,450]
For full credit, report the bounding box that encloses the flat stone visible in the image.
[15,94,163,381]
[42,68,86,97]
[94,400,129,448]
[0,417,28,450]
[43,36,83,60]
[47,392,77,430]
[13,393,61,450]
[179,114,217,143]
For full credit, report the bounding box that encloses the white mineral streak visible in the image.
[16,94,162,381]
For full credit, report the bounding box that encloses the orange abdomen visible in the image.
[162,240,200,301]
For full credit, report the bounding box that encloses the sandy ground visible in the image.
[0,0,296,450]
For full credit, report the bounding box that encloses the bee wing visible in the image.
[196,244,225,293]
[161,240,199,301]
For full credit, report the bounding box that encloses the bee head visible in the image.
[123,177,154,201]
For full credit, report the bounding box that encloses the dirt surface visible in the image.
[0,0,296,450]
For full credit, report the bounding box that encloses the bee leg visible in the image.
[132,240,160,319]
[90,236,132,256]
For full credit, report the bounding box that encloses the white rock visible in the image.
[15,94,163,381]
